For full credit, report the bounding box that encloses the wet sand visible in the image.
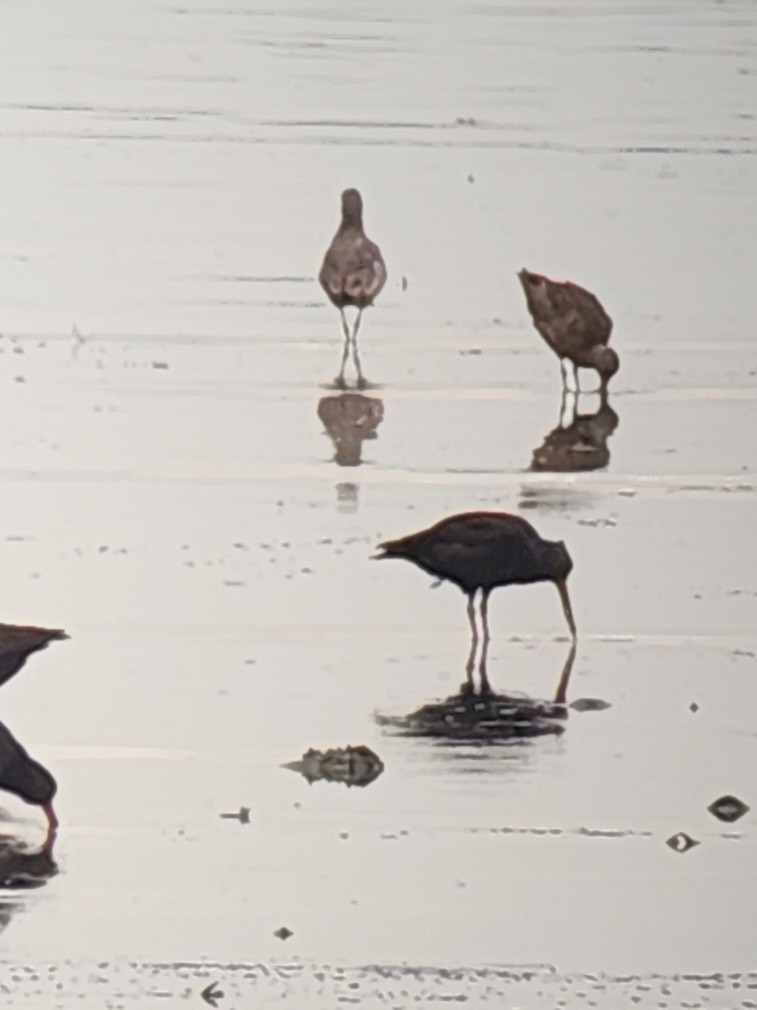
[0,0,755,1006]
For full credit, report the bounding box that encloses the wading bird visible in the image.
[319,189,386,389]
[518,269,618,393]
[376,511,576,693]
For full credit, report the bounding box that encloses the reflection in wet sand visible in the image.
[0,835,57,892]
[531,394,619,473]
[318,392,384,466]
[377,645,576,743]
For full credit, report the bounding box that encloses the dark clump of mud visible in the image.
[283,745,384,787]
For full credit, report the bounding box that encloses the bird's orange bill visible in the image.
[556,579,577,640]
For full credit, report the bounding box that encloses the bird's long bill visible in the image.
[556,579,577,640]
[43,802,59,833]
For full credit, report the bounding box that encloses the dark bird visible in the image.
[0,720,58,852]
[0,624,68,690]
[518,269,619,394]
[319,188,386,389]
[376,512,576,693]
[317,392,384,466]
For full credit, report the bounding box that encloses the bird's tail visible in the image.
[372,536,407,559]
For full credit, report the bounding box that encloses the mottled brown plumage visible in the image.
[376,511,576,693]
[319,189,386,388]
[518,269,618,392]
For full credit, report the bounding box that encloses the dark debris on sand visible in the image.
[283,745,384,787]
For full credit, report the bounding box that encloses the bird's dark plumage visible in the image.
[0,719,57,848]
[376,512,576,693]
[377,512,573,593]
[0,624,68,690]
[518,269,618,391]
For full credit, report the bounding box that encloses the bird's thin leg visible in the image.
[464,591,479,693]
[573,362,580,393]
[559,358,569,389]
[558,384,568,427]
[352,309,367,388]
[335,309,351,387]
[478,590,492,695]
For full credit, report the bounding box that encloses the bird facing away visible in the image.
[319,189,386,389]
[376,512,576,694]
[0,624,68,690]
[0,719,58,851]
[518,269,619,393]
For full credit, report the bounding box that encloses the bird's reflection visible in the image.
[377,644,576,743]
[318,392,384,467]
[530,393,618,473]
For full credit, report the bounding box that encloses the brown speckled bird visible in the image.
[518,269,618,393]
[319,189,386,389]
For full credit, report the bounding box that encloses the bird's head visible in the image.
[549,539,573,583]
[587,345,619,382]
[341,188,364,227]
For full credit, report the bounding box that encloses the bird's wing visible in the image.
[320,235,386,297]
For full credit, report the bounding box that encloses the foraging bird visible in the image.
[0,719,58,851]
[319,188,386,389]
[376,512,576,693]
[0,624,68,690]
[518,269,619,393]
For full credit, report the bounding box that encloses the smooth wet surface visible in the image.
[0,0,755,1004]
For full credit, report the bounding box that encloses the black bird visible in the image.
[376,512,576,692]
[319,188,386,389]
[518,269,619,393]
[0,720,58,851]
[0,624,68,690]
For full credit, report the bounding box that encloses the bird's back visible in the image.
[378,511,551,591]
[520,272,612,358]
[319,227,386,308]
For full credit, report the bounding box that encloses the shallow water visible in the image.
[0,0,755,1005]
